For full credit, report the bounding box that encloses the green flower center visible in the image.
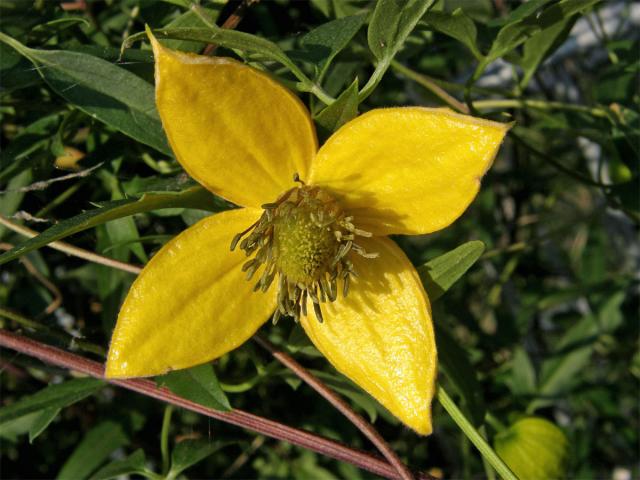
[231,176,377,324]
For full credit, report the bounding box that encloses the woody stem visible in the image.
[254,334,415,480]
[0,329,434,480]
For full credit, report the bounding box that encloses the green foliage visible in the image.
[0,32,170,155]
[157,364,232,411]
[1,1,637,479]
[0,378,104,423]
[57,421,129,480]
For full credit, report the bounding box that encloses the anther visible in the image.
[293,172,305,185]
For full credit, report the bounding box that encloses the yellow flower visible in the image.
[105,32,509,436]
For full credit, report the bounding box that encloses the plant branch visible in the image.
[473,98,611,118]
[393,62,617,121]
[0,307,106,357]
[0,329,433,480]
[391,60,469,114]
[254,334,416,480]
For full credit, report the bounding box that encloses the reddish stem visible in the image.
[0,329,433,480]
[202,0,260,56]
[254,334,415,480]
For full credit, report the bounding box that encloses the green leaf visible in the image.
[161,6,224,53]
[157,363,231,411]
[494,417,568,480]
[507,347,537,396]
[0,40,40,93]
[129,26,308,85]
[298,14,366,79]
[57,421,129,480]
[486,0,553,27]
[0,113,59,183]
[0,412,41,442]
[417,240,485,302]
[28,407,60,443]
[0,169,32,240]
[31,17,90,33]
[314,78,359,140]
[89,449,148,480]
[367,0,436,62]
[0,32,170,155]
[0,186,224,266]
[474,0,601,80]
[436,325,486,425]
[518,15,576,88]
[0,378,104,424]
[168,439,229,478]
[423,9,482,60]
[99,170,148,263]
[531,292,625,411]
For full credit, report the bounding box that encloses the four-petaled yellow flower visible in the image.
[105,31,509,435]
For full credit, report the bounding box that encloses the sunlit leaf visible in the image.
[418,240,485,302]
[368,0,436,62]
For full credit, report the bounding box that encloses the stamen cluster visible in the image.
[231,179,377,324]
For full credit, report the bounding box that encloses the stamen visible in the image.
[231,184,376,323]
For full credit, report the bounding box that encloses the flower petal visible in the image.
[309,107,510,235]
[300,237,437,435]
[150,32,317,208]
[105,208,276,378]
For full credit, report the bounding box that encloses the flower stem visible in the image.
[308,83,336,106]
[254,334,416,480]
[160,405,174,475]
[358,57,391,103]
[473,98,611,118]
[437,386,517,480]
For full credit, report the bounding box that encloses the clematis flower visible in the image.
[105,31,509,435]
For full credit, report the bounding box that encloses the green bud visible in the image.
[494,417,568,480]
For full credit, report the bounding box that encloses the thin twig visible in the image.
[0,215,143,275]
[221,435,265,478]
[391,60,469,114]
[0,243,62,316]
[0,329,433,480]
[0,308,106,357]
[0,163,102,194]
[202,0,260,56]
[254,334,416,480]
